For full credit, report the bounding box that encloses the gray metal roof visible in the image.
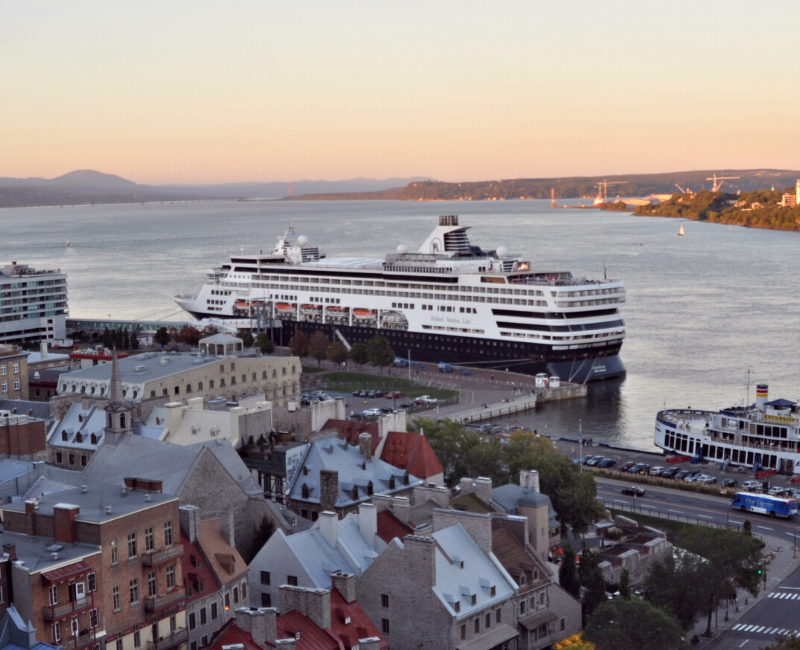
[60,351,220,383]
[0,460,34,485]
[0,530,100,574]
[46,402,105,450]
[0,400,51,421]
[492,484,554,515]
[288,436,422,508]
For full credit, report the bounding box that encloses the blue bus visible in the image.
[730,492,798,518]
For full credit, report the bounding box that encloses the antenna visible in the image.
[745,369,751,407]
[603,261,607,281]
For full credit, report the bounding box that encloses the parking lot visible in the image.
[300,389,442,421]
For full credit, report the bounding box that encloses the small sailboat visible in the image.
[678,224,684,237]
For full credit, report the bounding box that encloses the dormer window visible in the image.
[90,433,97,445]
[403,472,409,486]
[389,476,396,490]
[471,594,477,606]
[519,574,526,586]
[454,602,460,613]
[75,432,82,443]
[61,430,68,441]
[367,481,374,496]
[490,586,496,597]
[301,484,309,499]
[352,486,359,500]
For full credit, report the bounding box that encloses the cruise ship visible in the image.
[654,384,800,475]
[174,216,627,381]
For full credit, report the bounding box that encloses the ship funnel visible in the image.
[756,384,769,411]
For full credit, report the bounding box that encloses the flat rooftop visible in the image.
[0,530,100,574]
[61,351,222,383]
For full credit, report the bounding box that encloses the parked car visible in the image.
[597,458,617,468]
[629,464,650,475]
[362,408,382,417]
[386,391,402,399]
[380,406,394,414]
[415,395,438,404]
[742,480,763,491]
[720,478,738,488]
[586,456,605,466]
[353,389,368,397]
[621,486,646,497]
[695,475,717,484]
[662,467,681,479]
[619,462,636,473]
[674,470,691,480]
[768,486,790,497]
[399,402,417,409]
[393,360,408,367]
[789,488,800,499]
[650,466,666,476]
[583,455,603,465]
[684,471,702,483]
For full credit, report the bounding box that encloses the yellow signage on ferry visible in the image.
[764,414,795,423]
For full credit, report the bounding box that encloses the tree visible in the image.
[236,328,254,348]
[579,545,608,622]
[309,331,329,367]
[743,518,752,536]
[761,635,800,650]
[348,342,369,367]
[367,335,394,371]
[179,326,202,347]
[100,327,112,349]
[584,598,684,650]
[154,327,170,347]
[327,341,349,366]
[122,328,130,350]
[644,549,704,631]
[130,329,140,350]
[288,330,310,358]
[255,333,274,355]
[619,568,631,601]
[559,543,580,599]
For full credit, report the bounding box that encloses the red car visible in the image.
[619,461,636,472]
[386,391,402,399]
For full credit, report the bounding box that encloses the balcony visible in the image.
[62,630,95,650]
[145,587,187,612]
[43,597,92,621]
[141,544,184,567]
[147,628,188,650]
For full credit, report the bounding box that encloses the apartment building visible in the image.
[0,346,29,401]
[0,263,67,346]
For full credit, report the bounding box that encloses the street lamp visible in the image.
[579,419,583,472]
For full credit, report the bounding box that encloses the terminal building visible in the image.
[0,263,68,345]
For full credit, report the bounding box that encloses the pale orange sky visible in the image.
[2,1,799,184]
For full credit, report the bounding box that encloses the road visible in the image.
[595,478,800,544]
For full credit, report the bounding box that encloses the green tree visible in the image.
[619,568,631,601]
[644,549,704,631]
[367,335,394,371]
[122,328,130,350]
[236,328,254,348]
[579,545,608,622]
[348,342,369,366]
[101,327,112,349]
[255,333,274,355]
[761,634,800,650]
[154,327,170,347]
[309,330,329,367]
[743,518,752,536]
[559,543,580,599]
[130,329,140,350]
[584,598,684,650]
[288,330,310,358]
[327,340,349,366]
[179,326,202,347]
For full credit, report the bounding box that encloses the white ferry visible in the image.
[655,384,800,474]
[174,216,627,381]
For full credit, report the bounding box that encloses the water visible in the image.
[2,199,798,450]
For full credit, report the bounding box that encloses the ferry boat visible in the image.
[654,384,800,475]
[174,216,627,381]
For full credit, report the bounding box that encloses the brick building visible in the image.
[0,412,47,460]
[0,347,28,401]
[1,483,187,650]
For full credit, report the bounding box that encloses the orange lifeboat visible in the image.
[353,309,377,319]
[327,306,344,312]
[300,304,320,313]
[276,303,294,312]
[235,300,249,308]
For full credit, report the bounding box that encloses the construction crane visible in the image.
[675,184,687,194]
[706,174,740,192]
[594,180,628,205]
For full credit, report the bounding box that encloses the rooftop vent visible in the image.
[134,365,146,372]
[144,493,152,502]
[80,485,88,494]
[104,506,112,515]
[50,552,59,560]
[160,358,169,366]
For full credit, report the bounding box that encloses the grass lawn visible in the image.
[321,371,458,400]
[301,365,326,374]
[608,508,712,542]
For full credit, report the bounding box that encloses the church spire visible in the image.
[109,347,124,403]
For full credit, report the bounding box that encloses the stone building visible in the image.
[594,515,672,586]
[0,346,28,401]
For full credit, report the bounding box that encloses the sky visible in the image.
[2,1,800,184]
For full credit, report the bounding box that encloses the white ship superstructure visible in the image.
[175,216,627,381]
[655,384,800,474]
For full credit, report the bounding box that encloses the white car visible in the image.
[362,408,382,417]
[695,475,717,484]
[742,480,763,491]
[768,486,789,496]
[650,467,666,476]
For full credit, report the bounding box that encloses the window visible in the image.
[490,585,496,597]
[242,582,247,599]
[474,618,480,634]
[111,539,118,565]
[191,644,197,650]
[209,380,214,389]
[145,527,154,553]
[148,572,157,597]
[287,575,298,586]
[164,521,173,546]
[13,379,20,391]
[382,619,390,634]
[233,587,239,605]
[49,585,58,605]
[454,601,460,613]
[485,613,491,629]
[128,533,137,558]
[70,618,79,638]
[471,594,477,606]
[116,638,123,650]
[90,609,98,628]
[81,455,87,467]
[53,622,61,643]
[460,625,466,641]
[200,608,207,625]
[12,363,19,374]
[0,366,5,376]
[220,364,225,373]
[496,609,501,624]
[129,578,139,605]
[231,362,235,371]
[198,580,205,593]
[69,454,75,465]
[381,594,389,608]
[520,600,526,614]
[133,627,141,648]
[198,382,203,390]
[261,593,271,607]
[56,452,62,463]
[75,581,86,600]
[260,571,271,586]
[225,593,230,611]
[189,613,196,630]
[112,586,120,611]
[166,565,175,589]
[201,637,208,648]
[211,603,218,620]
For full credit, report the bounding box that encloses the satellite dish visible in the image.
[496,246,508,258]
[396,244,408,255]
[297,235,308,246]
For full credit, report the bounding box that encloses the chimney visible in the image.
[23,500,36,536]
[756,384,768,411]
[279,586,331,631]
[358,638,381,650]
[179,505,201,543]
[187,397,204,410]
[371,494,392,512]
[229,406,245,446]
[40,341,48,361]
[220,511,235,550]
[53,504,80,544]
[275,640,296,650]
[164,402,184,435]
[358,432,372,461]
[317,511,338,548]
[432,509,492,556]
[391,496,410,525]
[519,469,540,492]
[2,544,16,562]
[319,470,338,511]
[460,477,493,505]
[402,536,436,586]
[235,607,277,649]
[358,503,377,548]
[412,484,450,508]
[330,571,356,603]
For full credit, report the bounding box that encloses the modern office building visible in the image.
[0,263,68,345]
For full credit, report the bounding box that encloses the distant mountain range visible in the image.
[0,170,431,208]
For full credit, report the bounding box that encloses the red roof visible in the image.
[325,420,381,455]
[206,619,271,650]
[380,431,443,480]
[277,611,340,650]
[180,532,219,604]
[41,560,93,584]
[376,510,413,544]
[330,588,389,650]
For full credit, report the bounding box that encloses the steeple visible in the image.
[109,347,124,404]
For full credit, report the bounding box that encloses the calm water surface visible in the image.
[2,199,798,450]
